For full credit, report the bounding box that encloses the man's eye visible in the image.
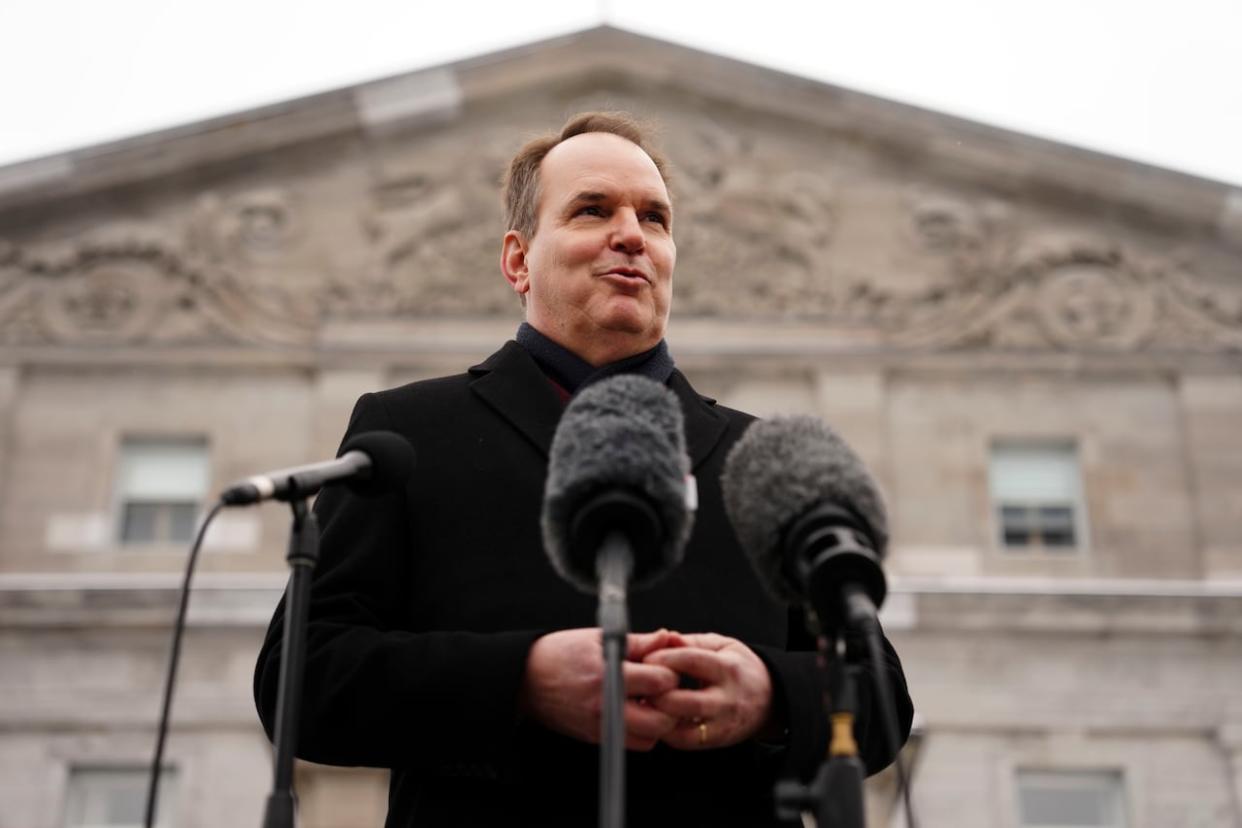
[576,205,604,217]
[645,212,668,226]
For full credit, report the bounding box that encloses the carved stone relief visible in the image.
[336,131,518,317]
[1,130,1239,354]
[0,200,316,348]
[888,231,1242,352]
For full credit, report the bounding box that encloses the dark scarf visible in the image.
[515,322,676,396]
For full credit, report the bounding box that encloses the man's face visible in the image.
[502,132,676,366]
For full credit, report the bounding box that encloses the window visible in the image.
[989,442,1084,551]
[1016,770,1126,828]
[115,438,209,544]
[64,767,177,828]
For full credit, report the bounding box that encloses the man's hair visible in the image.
[501,111,671,239]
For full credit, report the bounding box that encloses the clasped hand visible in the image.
[519,628,773,751]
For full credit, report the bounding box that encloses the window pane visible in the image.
[117,439,209,501]
[1004,527,1034,546]
[991,443,1080,502]
[1017,770,1124,828]
[121,502,198,544]
[121,504,159,543]
[1002,505,1033,530]
[1020,787,1111,825]
[1039,505,1076,547]
[1039,506,1076,547]
[1038,505,1075,529]
[1001,505,1038,546]
[64,767,177,828]
[1042,527,1077,547]
[168,504,199,543]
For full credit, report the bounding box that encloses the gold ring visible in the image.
[698,721,708,745]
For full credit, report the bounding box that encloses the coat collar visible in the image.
[468,340,729,471]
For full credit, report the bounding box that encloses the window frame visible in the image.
[988,438,1090,557]
[112,435,210,548]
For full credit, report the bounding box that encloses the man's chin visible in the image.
[595,313,664,341]
[595,299,668,333]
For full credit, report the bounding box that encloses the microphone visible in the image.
[541,374,695,594]
[725,417,921,828]
[220,431,416,506]
[721,416,888,636]
[542,373,695,828]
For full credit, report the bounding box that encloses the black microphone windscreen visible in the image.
[721,416,888,605]
[340,431,416,496]
[542,375,693,593]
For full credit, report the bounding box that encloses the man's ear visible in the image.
[501,230,531,297]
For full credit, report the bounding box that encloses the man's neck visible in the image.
[533,326,657,367]
[514,322,675,395]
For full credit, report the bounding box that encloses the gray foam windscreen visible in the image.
[541,374,693,593]
[721,416,888,604]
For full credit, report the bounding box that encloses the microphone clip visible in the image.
[782,502,887,638]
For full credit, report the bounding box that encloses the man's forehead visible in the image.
[540,132,667,196]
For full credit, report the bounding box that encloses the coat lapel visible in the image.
[468,340,564,458]
[470,341,730,471]
[668,370,730,472]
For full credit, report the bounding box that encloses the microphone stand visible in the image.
[774,503,908,828]
[776,635,866,828]
[596,531,633,828]
[569,487,662,828]
[261,497,320,828]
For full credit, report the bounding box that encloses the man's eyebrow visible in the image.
[564,192,672,215]
[566,191,609,206]
[644,198,672,216]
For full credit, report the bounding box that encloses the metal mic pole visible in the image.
[776,635,866,828]
[262,497,320,828]
[596,531,633,828]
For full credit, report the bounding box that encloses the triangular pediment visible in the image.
[1,26,1239,356]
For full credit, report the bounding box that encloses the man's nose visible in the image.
[609,210,645,254]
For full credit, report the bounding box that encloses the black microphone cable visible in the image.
[143,499,226,828]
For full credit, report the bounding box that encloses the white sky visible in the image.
[2,0,1241,185]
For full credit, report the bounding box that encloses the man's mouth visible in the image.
[602,267,649,283]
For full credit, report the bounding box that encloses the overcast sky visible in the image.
[3,0,1241,186]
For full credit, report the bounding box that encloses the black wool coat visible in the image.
[254,340,913,827]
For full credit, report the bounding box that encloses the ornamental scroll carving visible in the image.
[1,173,1239,353]
[338,151,515,317]
[0,193,316,348]
[879,199,1242,352]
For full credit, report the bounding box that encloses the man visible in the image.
[255,112,912,826]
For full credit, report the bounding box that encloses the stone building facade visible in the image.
[1,26,1240,828]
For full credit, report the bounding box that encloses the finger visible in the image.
[624,700,678,741]
[672,632,735,651]
[622,662,679,697]
[643,648,729,684]
[645,687,724,721]
[662,629,689,648]
[626,628,682,661]
[660,718,720,751]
